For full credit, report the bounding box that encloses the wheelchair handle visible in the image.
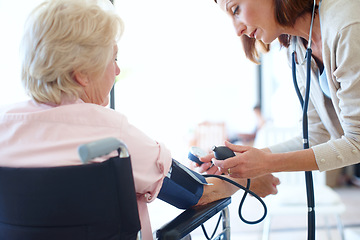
[78,137,129,164]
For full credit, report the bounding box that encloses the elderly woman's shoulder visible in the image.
[0,99,129,129]
[60,101,128,120]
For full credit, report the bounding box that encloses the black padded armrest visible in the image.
[156,197,231,240]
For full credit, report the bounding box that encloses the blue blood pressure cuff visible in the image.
[157,159,208,209]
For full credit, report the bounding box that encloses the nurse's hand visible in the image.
[197,173,280,206]
[212,141,272,179]
[248,174,280,197]
[193,152,222,175]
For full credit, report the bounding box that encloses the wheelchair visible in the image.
[0,138,231,240]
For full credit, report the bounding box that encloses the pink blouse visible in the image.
[0,99,172,239]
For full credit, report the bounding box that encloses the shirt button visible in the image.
[337,155,343,160]
[320,159,326,163]
[352,149,357,153]
[145,193,152,201]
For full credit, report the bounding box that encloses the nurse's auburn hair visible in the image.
[213,0,316,63]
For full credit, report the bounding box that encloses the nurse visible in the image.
[199,0,360,180]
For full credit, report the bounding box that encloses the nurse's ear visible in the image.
[74,71,89,87]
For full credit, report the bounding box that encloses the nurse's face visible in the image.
[217,0,282,44]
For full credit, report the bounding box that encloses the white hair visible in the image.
[21,0,124,104]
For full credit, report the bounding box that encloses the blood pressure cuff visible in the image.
[157,159,208,209]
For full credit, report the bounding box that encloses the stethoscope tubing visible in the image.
[292,45,316,240]
[291,1,317,239]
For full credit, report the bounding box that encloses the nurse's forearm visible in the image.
[268,148,319,172]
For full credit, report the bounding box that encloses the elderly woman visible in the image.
[0,0,279,239]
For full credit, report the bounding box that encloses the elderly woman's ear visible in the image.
[74,71,89,87]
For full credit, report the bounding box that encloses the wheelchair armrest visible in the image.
[156,197,231,240]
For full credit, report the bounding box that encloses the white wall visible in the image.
[114,0,258,159]
[0,0,45,104]
[261,41,302,128]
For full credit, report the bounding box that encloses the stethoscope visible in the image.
[291,0,317,239]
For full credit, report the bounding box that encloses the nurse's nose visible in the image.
[234,21,247,37]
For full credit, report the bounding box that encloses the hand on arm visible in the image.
[196,173,280,206]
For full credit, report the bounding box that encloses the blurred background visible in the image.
[0,0,358,239]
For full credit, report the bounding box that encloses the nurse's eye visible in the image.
[232,5,239,15]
